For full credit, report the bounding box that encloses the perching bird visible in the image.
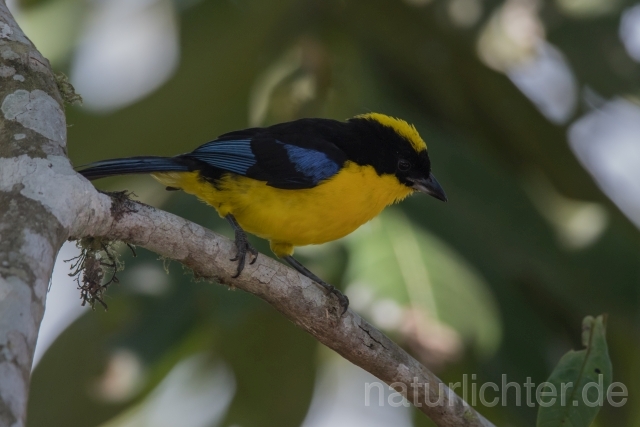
[78,113,447,314]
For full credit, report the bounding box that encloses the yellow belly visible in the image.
[152,162,413,256]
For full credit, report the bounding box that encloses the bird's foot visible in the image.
[225,214,258,278]
[230,231,258,278]
[320,282,350,316]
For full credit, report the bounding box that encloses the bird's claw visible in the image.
[230,233,258,278]
[325,284,349,315]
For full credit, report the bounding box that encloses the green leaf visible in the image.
[536,315,612,427]
[345,208,502,358]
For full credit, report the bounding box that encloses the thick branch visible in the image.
[73,194,496,427]
[0,2,69,426]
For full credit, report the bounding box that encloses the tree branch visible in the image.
[0,1,496,425]
[70,193,497,427]
[0,2,70,426]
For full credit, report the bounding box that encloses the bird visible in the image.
[78,113,447,314]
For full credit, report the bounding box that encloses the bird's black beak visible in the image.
[410,173,447,202]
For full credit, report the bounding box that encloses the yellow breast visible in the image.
[153,162,413,257]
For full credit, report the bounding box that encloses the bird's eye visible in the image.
[397,159,411,172]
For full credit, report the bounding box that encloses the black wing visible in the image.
[182,120,348,189]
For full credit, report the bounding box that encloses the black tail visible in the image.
[77,156,190,180]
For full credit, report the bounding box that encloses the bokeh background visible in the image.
[9,0,640,425]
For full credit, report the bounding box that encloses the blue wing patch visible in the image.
[279,142,340,183]
[189,139,256,175]
[186,138,341,186]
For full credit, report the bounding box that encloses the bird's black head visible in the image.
[344,113,447,202]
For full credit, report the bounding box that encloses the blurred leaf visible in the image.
[249,37,333,125]
[97,355,234,427]
[345,208,502,359]
[218,306,317,427]
[15,0,85,65]
[546,4,640,98]
[536,315,612,427]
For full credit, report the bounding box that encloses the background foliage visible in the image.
[14,0,640,425]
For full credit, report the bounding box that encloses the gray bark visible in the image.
[0,2,71,426]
